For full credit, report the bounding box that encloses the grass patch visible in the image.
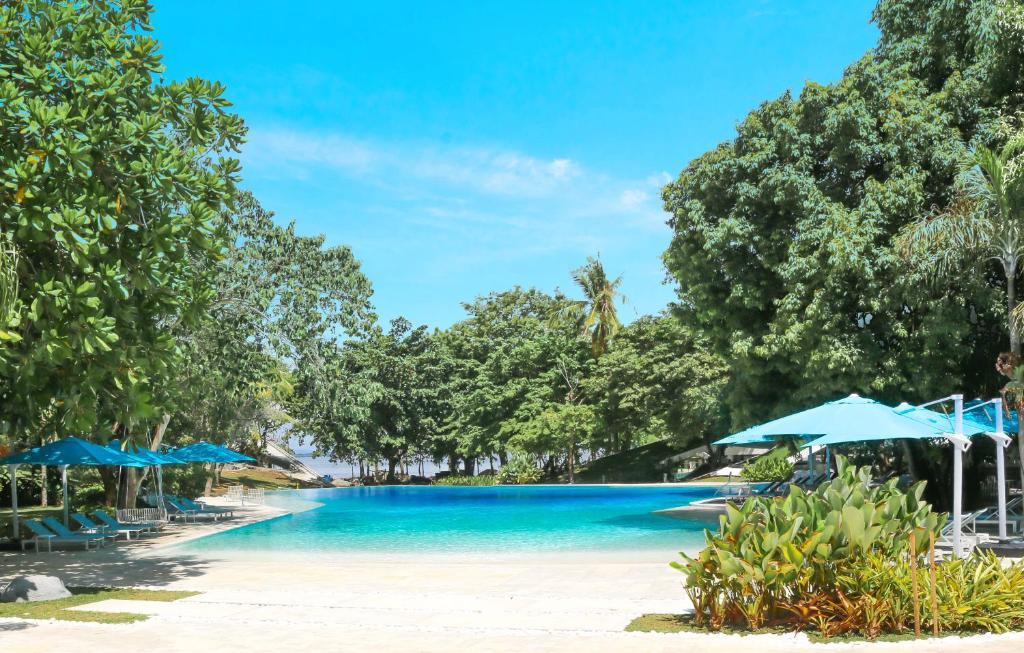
[573,439,686,483]
[0,587,198,624]
[0,505,64,534]
[625,613,1014,643]
[218,468,319,491]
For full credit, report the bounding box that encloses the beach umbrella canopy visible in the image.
[169,441,255,464]
[713,394,954,446]
[801,399,991,448]
[1,436,149,467]
[963,399,1018,433]
[0,436,149,535]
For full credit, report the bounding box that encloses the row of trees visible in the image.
[305,259,729,482]
[0,2,374,503]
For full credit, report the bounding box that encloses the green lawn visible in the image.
[0,587,199,624]
[0,505,64,534]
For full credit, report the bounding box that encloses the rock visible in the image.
[330,479,353,487]
[0,575,72,603]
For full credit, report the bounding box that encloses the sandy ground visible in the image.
[2,499,1024,652]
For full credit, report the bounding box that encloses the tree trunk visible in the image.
[448,454,458,474]
[567,439,576,484]
[387,458,399,482]
[900,440,918,481]
[463,457,476,476]
[98,466,118,506]
[1009,267,1020,355]
[40,465,47,507]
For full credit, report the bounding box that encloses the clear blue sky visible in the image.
[152,1,879,328]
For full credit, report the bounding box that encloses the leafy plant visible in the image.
[673,457,944,635]
[740,456,794,483]
[498,454,542,485]
[434,475,497,487]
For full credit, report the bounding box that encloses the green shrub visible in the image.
[434,475,497,487]
[740,455,794,482]
[72,482,106,505]
[498,454,541,485]
[674,457,949,637]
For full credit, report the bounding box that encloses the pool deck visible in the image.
[2,496,1024,651]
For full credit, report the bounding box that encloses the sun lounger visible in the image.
[974,496,1024,533]
[22,519,103,552]
[181,497,233,517]
[164,497,199,522]
[167,497,225,522]
[73,512,147,540]
[94,511,161,533]
[42,517,114,545]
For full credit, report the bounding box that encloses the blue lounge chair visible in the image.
[93,511,161,533]
[181,497,233,518]
[22,519,102,552]
[165,497,200,523]
[42,517,113,546]
[73,513,147,540]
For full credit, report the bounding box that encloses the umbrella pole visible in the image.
[994,399,1008,539]
[61,464,69,527]
[9,464,19,540]
[157,465,165,518]
[952,395,964,559]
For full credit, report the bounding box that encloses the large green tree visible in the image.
[0,1,244,443]
[662,0,1022,428]
[585,314,728,454]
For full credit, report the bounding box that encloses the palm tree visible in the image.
[897,138,1024,352]
[897,137,1024,488]
[561,256,626,357]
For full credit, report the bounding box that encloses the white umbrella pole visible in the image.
[61,464,69,527]
[9,464,19,539]
[952,394,964,559]
[993,399,1009,539]
[157,466,165,519]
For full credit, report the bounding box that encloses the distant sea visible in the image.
[295,453,489,479]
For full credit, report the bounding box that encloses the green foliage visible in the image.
[434,475,497,487]
[0,0,244,438]
[307,318,448,480]
[560,256,625,357]
[497,453,542,485]
[673,457,943,635]
[662,0,1020,427]
[740,456,794,483]
[585,314,727,451]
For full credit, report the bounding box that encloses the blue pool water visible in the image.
[176,485,721,554]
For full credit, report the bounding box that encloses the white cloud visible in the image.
[241,123,672,262]
[245,126,582,198]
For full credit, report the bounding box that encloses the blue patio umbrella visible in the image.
[713,394,951,446]
[964,399,1018,433]
[0,436,148,537]
[169,441,255,464]
[798,399,992,448]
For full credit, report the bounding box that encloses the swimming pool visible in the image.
[175,484,720,554]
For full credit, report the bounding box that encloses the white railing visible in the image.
[117,507,168,524]
[243,487,265,505]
